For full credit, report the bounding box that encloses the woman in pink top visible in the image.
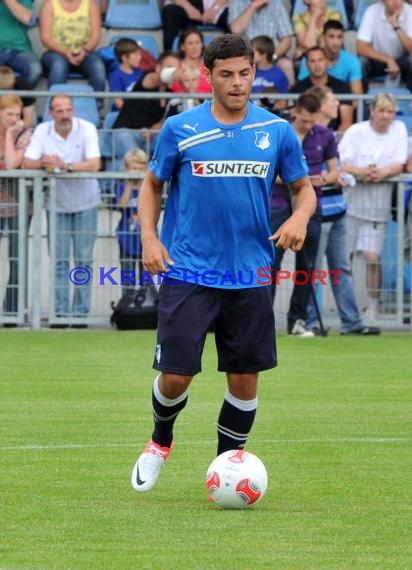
[170,28,212,94]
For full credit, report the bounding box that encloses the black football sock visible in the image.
[216,390,257,455]
[151,375,188,448]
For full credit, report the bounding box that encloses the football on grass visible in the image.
[205,449,268,509]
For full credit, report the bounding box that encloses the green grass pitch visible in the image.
[1,330,411,569]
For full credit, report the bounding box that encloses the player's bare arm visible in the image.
[270,175,316,251]
[138,170,174,273]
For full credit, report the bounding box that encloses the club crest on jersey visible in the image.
[255,131,270,150]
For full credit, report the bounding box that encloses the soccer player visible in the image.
[131,34,317,493]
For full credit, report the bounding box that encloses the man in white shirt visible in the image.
[22,94,101,327]
[338,93,408,321]
[356,0,412,90]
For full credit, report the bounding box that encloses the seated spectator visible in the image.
[165,64,202,117]
[229,0,296,86]
[293,0,342,62]
[161,0,229,51]
[251,35,289,93]
[112,51,181,161]
[116,148,148,292]
[0,66,36,128]
[356,0,412,91]
[169,28,212,94]
[0,0,42,89]
[0,94,32,318]
[39,0,106,94]
[298,20,363,99]
[338,93,408,321]
[109,38,144,110]
[250,35,289,114]
[289,46,353,132]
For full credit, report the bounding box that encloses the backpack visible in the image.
[110,284,159,330]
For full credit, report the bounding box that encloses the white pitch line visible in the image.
[0,437,410,452]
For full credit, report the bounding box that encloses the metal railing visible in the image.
[0,170,411,331]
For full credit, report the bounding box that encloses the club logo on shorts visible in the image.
[191,161,270,177]
[255,131,270,150]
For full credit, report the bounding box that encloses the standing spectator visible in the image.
[229,0,296,86]
[161,0,229,50]
[39,0,106,93]
[0,66,36,128]
[298,20,363,100]
[356,0,412,90]
[22,94,101,327]
[293,0,342,62]
[289,46,354,132]
[112,51,181,161]
[304,85,380,335]
[0,0,42,88]
[116,149,148,292]
[338,93,408,321]
[0,94,32,320]
[271,92,340,336]
[108,38,144,110]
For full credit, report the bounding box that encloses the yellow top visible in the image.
[293,8,342,41]
[51,0,91,51]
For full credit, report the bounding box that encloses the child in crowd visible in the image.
[109,38,144,110]
[115,148,148,291]
[0,66,36,128]
[250,35,289,114]
[164,64,201,117]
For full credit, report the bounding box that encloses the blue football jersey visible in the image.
[150,100,308,289]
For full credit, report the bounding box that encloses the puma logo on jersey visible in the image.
[183,123,199,133]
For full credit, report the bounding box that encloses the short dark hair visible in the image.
[306,46,327,59]
[323,19,344,34]
[295,92,321,114]
[204,34,254,71]
[114,38,140,62]
[250,35,275,62]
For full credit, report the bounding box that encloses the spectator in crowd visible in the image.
[169,28,212,94]
[298,20,363,100]
[112,51,181,162]
[293,0,342,62]
[0,66,36,128]
[161,0,229,50]
[109,38,144,110]
[0,0,42,88]
[229,0,296,86]
[338,93,408,321]
[251,35,289,93]
[356,0,412,90]
[251,35,289,115]
[304,85,381,335]
[116,148,148,292]
[271,92,339,336]
[0,94,32,321]
[165,64,202,117]
[22,94,101,327]
[289,46,353,132]
[39,0,106,93]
